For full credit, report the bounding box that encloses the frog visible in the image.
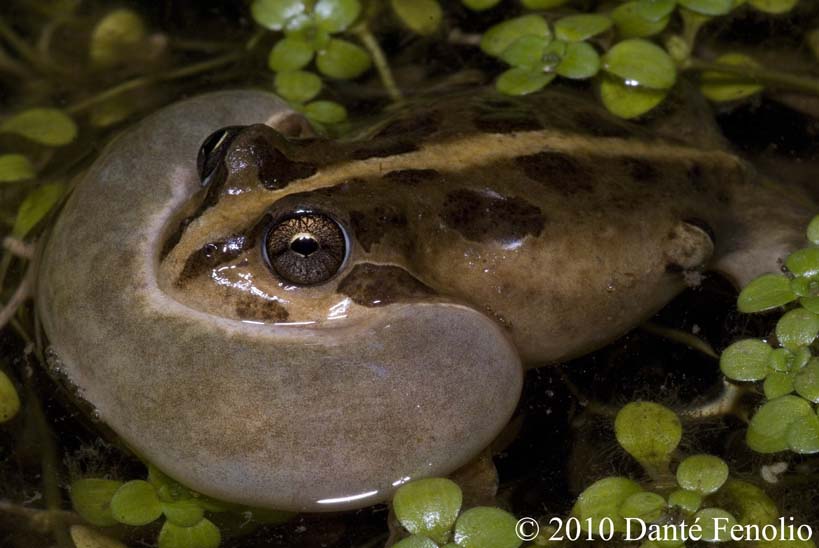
[35,88,815,512]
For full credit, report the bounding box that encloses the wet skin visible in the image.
[36,89,814,511]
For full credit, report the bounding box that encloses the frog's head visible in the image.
[37,92,523,512]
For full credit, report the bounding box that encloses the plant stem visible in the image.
[687,58,819,96]
[66,50,245,114]
[22,347,72,547]
[0,500,82,534]
[0,16,44,70]
[354,27,403,103]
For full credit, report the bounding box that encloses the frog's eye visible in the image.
[264,212,347,286]
[197,126,244,186]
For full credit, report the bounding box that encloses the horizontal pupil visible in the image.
[290,235,319,257]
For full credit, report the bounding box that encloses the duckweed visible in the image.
[722,215,819,454]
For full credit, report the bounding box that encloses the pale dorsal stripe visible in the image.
[293,130,741,195]
[166,130,741,269]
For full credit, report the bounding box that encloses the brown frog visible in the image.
[36,88,814,512]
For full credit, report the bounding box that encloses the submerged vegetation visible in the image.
[1,1,819,547]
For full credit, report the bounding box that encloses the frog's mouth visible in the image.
[36,90,524,512]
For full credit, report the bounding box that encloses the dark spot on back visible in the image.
[351,140,419,160]
[515,151,593,195]
[383,169,440,186]
[350,206,408,252]
[376,111,440,138]
[337,263,435,307]
[249,136,317,190]
[687,163,707,192]
[441,189,545,243]
[235,296,289,322]
[624,157,660,184]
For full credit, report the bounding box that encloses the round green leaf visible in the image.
[496,68,554,96]
[89,9,147,67]
[500,35,551,69]
[801,296,819,314]
[709,479,778,527]
[462,0,502,10]
[1,108,77,146]
[304,100,347,124]
[618,492,666,522]
[390,0,442,36]
[554,15,612,42]
[70,478,124,527]
[667,489,702,513]
[768,347,793,372]
[764,371,795,399]
[110,480,162,526]
[274,70,322,103]
[695,508,737,542]
[158,518,221,548]
[615,402,681,470]
[521,0,570,6]
[775,308,819,350]
[612,2,671,39]
[0,154,35,183]
[700,53,764,102]
[394,536,439,548]
[807,215,819,245]
[786,248,819,279]
[148,465,193,503]
[794,358,819,403]
[268,38,314,72]
[602,39,677,89]
[13,182,66,238]
[793,346,813,370]
[557,42,600,79]
[285,17,331,50]
[737,273,797,312]
[636,0,678,21]
[250,0,304,30]
[720,339,772,381]
[599,75,667,119]
[787,413,819,454]
[746,395,814,453]
[791,276,814,297]
[675,454,729,495]
[679,0,733,14]
[453,507,521,548]
[0,370,19,423]
[316,38,371,79]
[393,478,462,545]
[162,499,205,527]
[480,15,551,58]
[314,0,361,33]
[572,477,643,533]
[749,0,798,13]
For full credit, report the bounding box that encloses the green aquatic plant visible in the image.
[475,0,819,118]
[69,464,293,548]
[251,0,370,122]
[567,401,814,544]
[720,214,819,454]
[0,368,20,422]
[391,477,521,548]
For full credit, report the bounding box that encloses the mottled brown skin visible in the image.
[37,89,813,512]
